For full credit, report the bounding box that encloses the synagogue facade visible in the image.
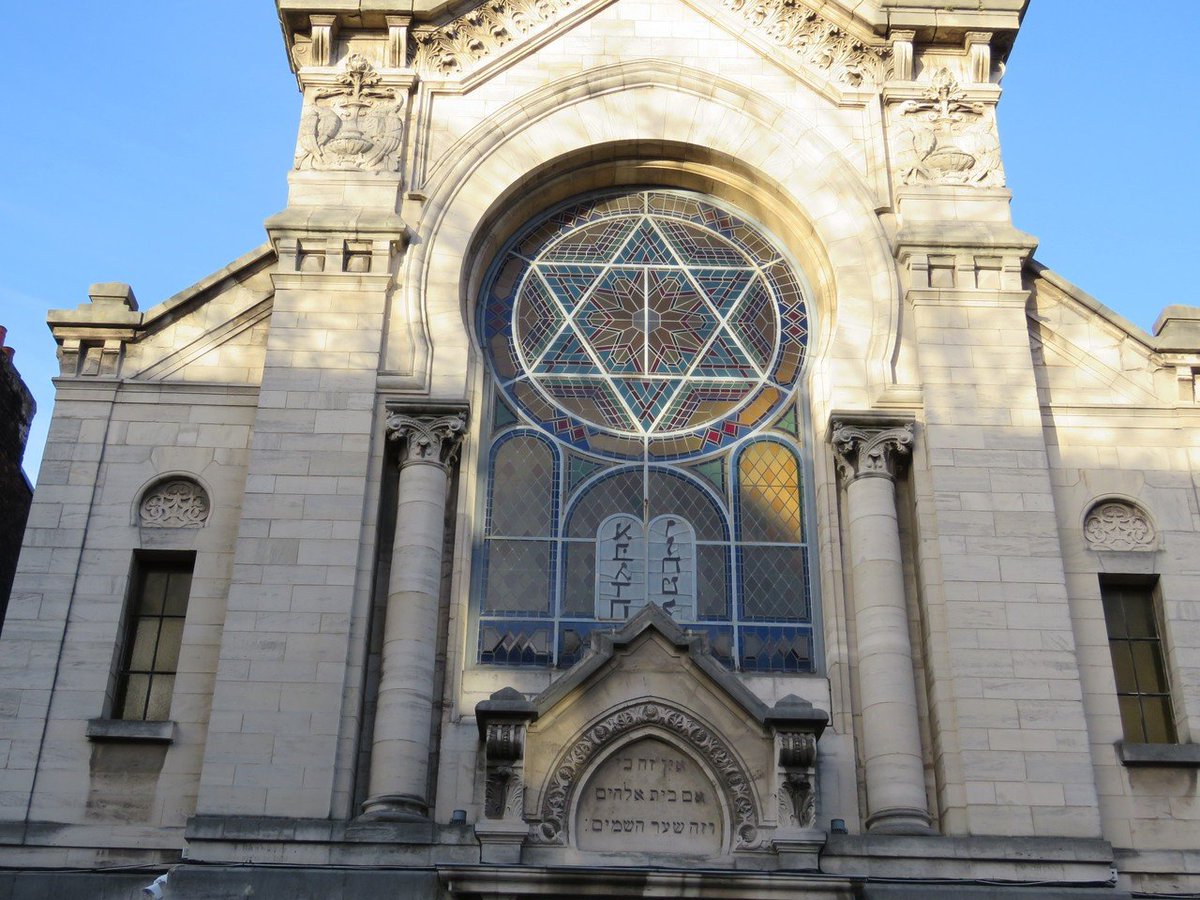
[1,1,1198,897]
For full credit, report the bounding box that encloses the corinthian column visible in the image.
[362,410,467,820]
[831,420,932,834]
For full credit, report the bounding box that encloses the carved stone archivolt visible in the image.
[1084,500,1156,552]
[717,0,890,88]
[830,421,914,482]
[532,702,762,850]
[139,479,210,528]
[889,68,1003,187]
[386,410,468,469]
[294,54,407,172]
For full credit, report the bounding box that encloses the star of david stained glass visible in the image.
[477,191,815,672]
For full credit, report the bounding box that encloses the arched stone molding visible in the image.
[134,474,212,529]
[393,59,908,419]
[530,700,763,852]
[1082,497,1157,553]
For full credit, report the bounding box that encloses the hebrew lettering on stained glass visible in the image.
[594,514,696,623]
[595,514,645,621]
[647,516,696,621]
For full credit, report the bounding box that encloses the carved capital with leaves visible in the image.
[386,411,467,470]
[830,421,914,483]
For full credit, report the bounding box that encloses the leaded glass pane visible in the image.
[561,542,596,616]
[696,544,729,620]
[478,190,814,672]
[567,470,642,538]
[489,435,554,537]
[479,622,553,666]
[738,441,803,543]
[646,471,726,541]
[483,540,552,615]
[741,546,808,621]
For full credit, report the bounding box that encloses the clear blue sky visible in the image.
[2,3,1197,482]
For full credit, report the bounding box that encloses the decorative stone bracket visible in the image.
[475,687,538,863]
[766,695,826,870]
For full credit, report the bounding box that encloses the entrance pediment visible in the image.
[474,605,829,868]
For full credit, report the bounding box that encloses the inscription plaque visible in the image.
[574,736,724,853]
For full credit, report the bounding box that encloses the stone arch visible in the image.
[397,58,905,414]
[135,474,211,529]
[1082,496,1157,552]
[532,700,762,850]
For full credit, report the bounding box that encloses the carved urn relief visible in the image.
[475,606,828,868]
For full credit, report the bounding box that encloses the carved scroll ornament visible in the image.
[532,702,763,850]
[386,411,468,469]
[830,421,914,482]
[891,68,1003,187]
[1084,501,1155,552]
[294,54,407,172]
[139,479,210,528]
[717,0,890,88]
[411,0,584,77]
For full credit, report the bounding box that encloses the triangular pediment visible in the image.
[1028,265,1172,407]
[124,246,276,384]
[410,0,891,99]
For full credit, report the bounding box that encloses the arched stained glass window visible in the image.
[476,190,815,672]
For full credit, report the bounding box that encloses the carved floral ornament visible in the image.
[409,0,888,84]
[139,479,211,528]
[386,411,468,469]
[294,54,407,172]
[532,702,763,850]
[1083,500,1156,552]
[890,67,1003,187]
[830,421,914,482]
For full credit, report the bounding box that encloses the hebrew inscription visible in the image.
[595,514,696,622]
[575,737,723,854]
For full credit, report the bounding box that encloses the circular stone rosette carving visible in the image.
[139,478,211,528]
[1083,500,1155,552]
[532,701,762,850]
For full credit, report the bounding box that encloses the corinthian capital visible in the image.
[830,421,914,482]
[386,411,467,469]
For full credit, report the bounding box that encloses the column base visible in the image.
[865,807,934,835]
[360,793,429,821]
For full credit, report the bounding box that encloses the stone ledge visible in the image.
[1117,742,1200,768]
[821,834,1116,884]
[85,719,174,743]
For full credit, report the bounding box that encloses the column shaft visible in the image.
[833,421,932,834]
[362,412,465,820]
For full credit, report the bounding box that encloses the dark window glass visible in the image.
[117,558,192,721]
[1101,580,1176,744]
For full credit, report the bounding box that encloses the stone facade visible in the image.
[0,327,35,629]
[0,2,1198,898]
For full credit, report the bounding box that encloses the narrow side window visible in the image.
[116,555,194,721]
[1101,577,1176,744]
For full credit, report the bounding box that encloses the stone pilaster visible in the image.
[831,419,932,834]
[361,410,466,821]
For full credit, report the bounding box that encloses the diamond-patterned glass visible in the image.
[738,441,802,543]
[489,435,555,537]
[567,469,643,537]
[483,540,552,614]
[479,190,814,672]
[740,546,808,620]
